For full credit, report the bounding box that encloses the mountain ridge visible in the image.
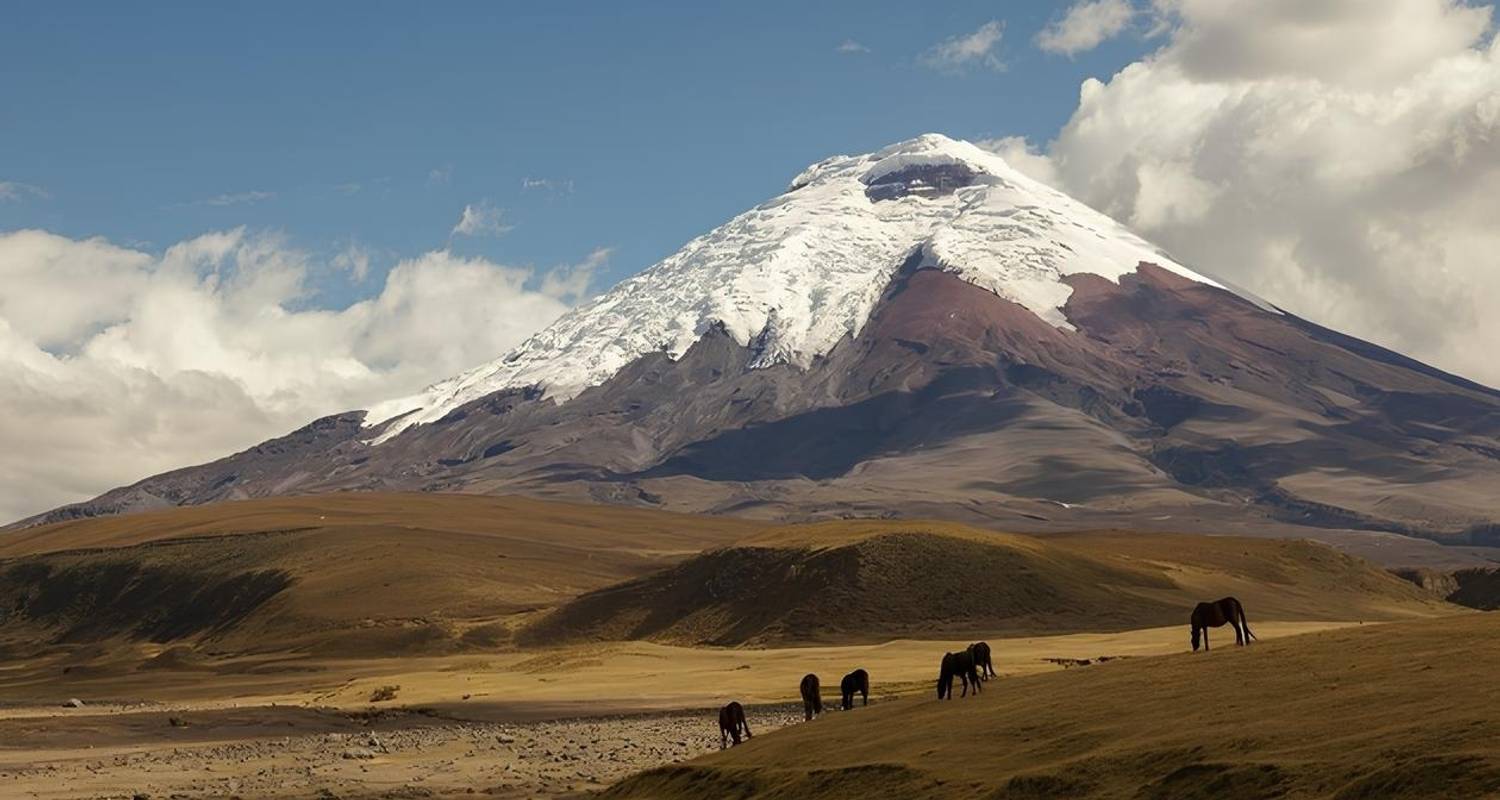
[18,136,1500,544]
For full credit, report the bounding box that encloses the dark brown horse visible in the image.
[937,651,981,699]
[718,701,752,749]
[799,673,823,721]
[1191,596,1256,652]
[967,641,996,680]
[840,669,869,710]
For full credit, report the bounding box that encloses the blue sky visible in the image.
[7,0,1500,522]
[1,1,1154,304]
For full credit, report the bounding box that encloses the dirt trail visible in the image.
[0,704,805,800]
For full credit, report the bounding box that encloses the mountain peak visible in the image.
[365,135,1239,441]
[38,135,1500,543]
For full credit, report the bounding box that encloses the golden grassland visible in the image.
[609,613,1500,800]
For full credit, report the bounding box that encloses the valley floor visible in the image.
[0,620,1360,799]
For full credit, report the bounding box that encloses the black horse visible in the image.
[718,701,752,749]
[937,651,982,699]
[967,641,996,680]
[1191,596,1256,652]
[799,673,823,721]
[840,668,869,710]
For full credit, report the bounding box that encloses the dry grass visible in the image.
[524,522,1448,646]
[608,613,1500,800]
[0,493,760,658]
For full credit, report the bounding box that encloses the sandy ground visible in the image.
[0,620,1360,799]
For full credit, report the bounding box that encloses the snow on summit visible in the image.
[366,134,1236,440]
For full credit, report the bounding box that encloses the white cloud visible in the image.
[521,176,575,195]
[921,20,1005,73]
[0,228,599,522]
[451,199,511,237]
[198,190,275,207]
[0,181,47,202]
[538,246,609,304]
[427,165,452,186]
[977,136,1061,186]
[1152,0,1491,86]
[1011,0,1500,388]
[836,39,871,54]
[1037,0,1135,56]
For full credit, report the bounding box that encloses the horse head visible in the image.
[936,652,953,698]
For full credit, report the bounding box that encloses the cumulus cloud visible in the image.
[1037,0,1136,55]
[1010,0,1500,388]
[0,228,599,522]
[0,181,48,202]
[836,39,871,54]
[922,20,1005,72]
[451,199,511,237]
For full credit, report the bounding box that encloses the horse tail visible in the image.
[1240,603,1256,642]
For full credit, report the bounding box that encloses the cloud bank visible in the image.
[1000,0,1500,390]
[0,229,595,521]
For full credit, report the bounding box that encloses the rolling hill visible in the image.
[0,499,1451,662]
[521,521,1448,646]
[0,493,760,658]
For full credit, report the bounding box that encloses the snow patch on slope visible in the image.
[366,134,1256,442]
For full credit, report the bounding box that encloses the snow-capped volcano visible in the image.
[367,134,1247,441]
[28,134,1500,545]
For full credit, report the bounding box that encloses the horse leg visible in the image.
[960,673,970,698]
[1204,628,1210,652]
[720,729,728,750]
[742,719,752,740]
[861,687,868,707]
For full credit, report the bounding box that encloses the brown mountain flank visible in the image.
[25,264,1500,548]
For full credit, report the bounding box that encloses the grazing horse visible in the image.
[1190,596,1256,652]
[718,702,752,749]
[937,651,982,699]
[967,641,996,680]
[799,674,823,721]
[840,669,869,710]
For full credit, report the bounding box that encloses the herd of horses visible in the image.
[717,596,1255,748]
